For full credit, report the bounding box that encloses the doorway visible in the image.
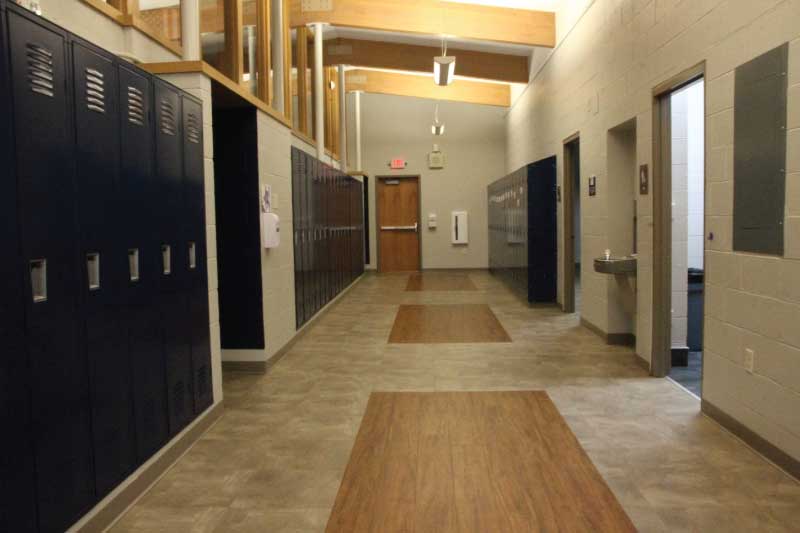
[563,136,581,314]
[377,176,421,273]
[652,64,705,395]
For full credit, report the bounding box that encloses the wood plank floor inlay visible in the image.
[406,272,478,291]
[326,391,637,533]
[388,304,511,343]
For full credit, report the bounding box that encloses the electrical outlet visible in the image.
[744,348,755,374]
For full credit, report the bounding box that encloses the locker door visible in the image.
[71,38,138,499]
[164,291,194,434]
[154,80,184,294]
[291,148,304,327]
[311,160,320,315]
[182,95,206,291]
[118,64,170,463]
[8,9,96,531]
[301,153,311,324]
[189,287,212,413]
[0,6,39,531]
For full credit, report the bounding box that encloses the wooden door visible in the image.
[377,177,420,272]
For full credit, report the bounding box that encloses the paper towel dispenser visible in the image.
[261,212,280,248]
[452,211,468,244]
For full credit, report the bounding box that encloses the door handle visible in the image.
[381,223,418,231]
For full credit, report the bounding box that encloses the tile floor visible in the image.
[110,271,800,533]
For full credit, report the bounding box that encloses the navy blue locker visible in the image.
[117,64,170,464]
[154,80,184,293]
[8,8,96,531]
[528,157,557,303]
[181,94,206,290]
[291,148,304,327]
[181,95,212,414]
[304,156,314,320]
[0,4,39,531]
[164,291,194,435]
[189,287,213,413]
[71,37,138,499]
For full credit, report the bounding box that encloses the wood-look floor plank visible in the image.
[326,391,637,533]
[388,304,512,344]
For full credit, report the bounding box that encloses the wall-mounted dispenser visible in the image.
[262,213,280,249]
[452,211,468,244]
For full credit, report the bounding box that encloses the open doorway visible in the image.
[563,136,581,314]
[652,65,705,396]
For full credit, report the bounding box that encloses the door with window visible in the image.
[377,176,421,272]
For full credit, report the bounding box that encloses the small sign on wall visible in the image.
[639,164,649,195]
[389,158,407,169]
[588,175,597,197]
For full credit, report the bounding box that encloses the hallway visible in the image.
[111,272,800,532]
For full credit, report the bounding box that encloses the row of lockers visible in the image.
[291,147,365,328]
[0,3,212,532]
[487,156,558,303]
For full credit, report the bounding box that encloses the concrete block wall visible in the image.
[257,112,298,362]
[506,0,800,461]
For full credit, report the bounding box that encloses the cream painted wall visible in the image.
[346,93,506,270]
[506,0,800,461]
[37,0,181,63]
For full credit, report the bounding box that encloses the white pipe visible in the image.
[271,0,285,112]
[181,0,201,61]
[338,65,347,172]
[313,22,325,160]
[354,90,362,171]
[246,26,257,95]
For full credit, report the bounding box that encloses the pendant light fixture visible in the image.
[432,103,445,135]
[433,36,456,86]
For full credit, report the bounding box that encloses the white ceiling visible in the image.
[442,0,560,10]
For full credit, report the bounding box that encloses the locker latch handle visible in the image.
[162,245,172,275]
[87,253,100,290]
[128,249,140,282]
[188,242,197,270]
[30,259,47,303]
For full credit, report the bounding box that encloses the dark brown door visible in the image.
[378,177,420,272]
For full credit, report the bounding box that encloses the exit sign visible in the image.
[390,158,407,169]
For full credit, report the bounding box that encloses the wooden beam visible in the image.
[296,26,310,135]
[222,0,244,83]
[256,0,271,102]
[345,69,510,107]
[283,0,293,119]
[324,38,528,83]
[290,0,555,48]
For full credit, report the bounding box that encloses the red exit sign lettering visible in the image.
[390,158,407,169]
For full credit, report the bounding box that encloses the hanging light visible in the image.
[433,37,456,86]
[432,103,445,135]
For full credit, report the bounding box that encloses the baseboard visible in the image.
[222,360,267,373]
[69,400,225,533]
[702,399,799,482]
[580,318,636,346]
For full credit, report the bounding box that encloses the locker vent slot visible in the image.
[87,252,101,290]
[161,245,172,275]
[26,42,55,97]
[173,381,185,416]
[127,86,145,126]
[128,248,140,282]
[85,68,106,114]
[186,113,201,144]
[30,259,47,302]
[160,99,177,136]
